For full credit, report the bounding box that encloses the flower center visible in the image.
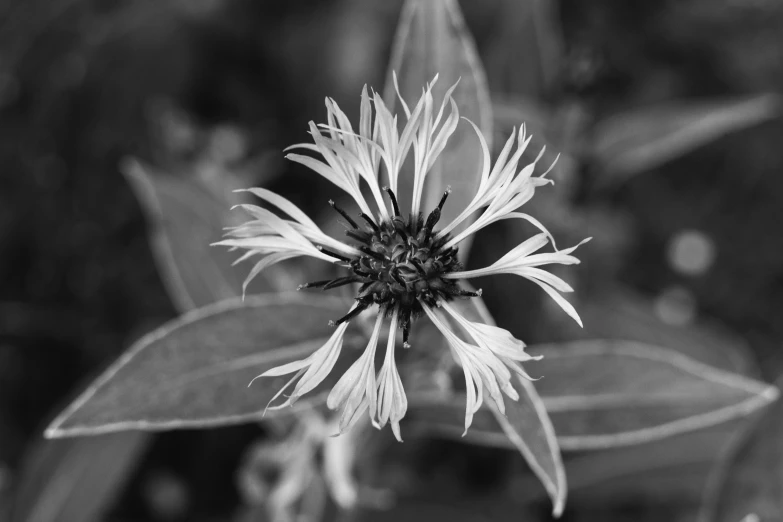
[301,188,481,345]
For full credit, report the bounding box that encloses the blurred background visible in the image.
[1,0,782,520]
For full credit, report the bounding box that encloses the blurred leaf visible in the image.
[410,340,777,451]
[357,495,539,522]
[12,433,149,522]
[383,0,492,254]
[591,94,782,185]
[493,96,552,140]
[483,0,565,97]
[15,158,272,522]
[514,422,741,507]
[448,297,566,517]
[44,293,357,438]
[699,377,783,522]
[122,158,274,312]
[577,286,758,376]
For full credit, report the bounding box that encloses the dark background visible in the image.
[1,0,782,520]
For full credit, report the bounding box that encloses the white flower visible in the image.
[219,77,589,438]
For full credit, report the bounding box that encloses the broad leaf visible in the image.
[12,433,149,522]
[447,297,567,517]
[512,422,741,509]
[122,158,268,312]
[383,0,492,254]
[699,377,783,522]
[577,286,758,376]
[45,293,357,438]
[21,160,261,522]
[591,94,782,185]
[410,340,777,451]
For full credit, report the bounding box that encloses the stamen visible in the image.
[383,186,402,217]
[316,246,352,263]
[424,209,440,233]
[423,187,451,239]
[346,229,372,243]
[329,302,370,326]
[360,246,386,261]
[401,309,412,348]
[360,213,380,232]
[391,270,407,287]
[328,200,358,229]
[297,279,332,290]
[410,257,427,275]
[322,276,362,290]
[454,288,483,298]
[437,186,451,211]
[392,219,409,240]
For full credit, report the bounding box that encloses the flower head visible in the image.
[218,77,589,440]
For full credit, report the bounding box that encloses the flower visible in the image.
[218,76,589,440]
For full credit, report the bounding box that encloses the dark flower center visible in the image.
[301,188,481,345]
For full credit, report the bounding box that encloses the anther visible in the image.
[298,279,333,290]
[316,246,352,263]
[329,200,358,229]
[330,302,369,326]
[455,288,483,298]
[359,246,386,261]
[346,229,372,243]
[383,187,402,217]
[391,270,407,287]
[411,257,427,275]
[322,276,362,290]
[359,213,380,232]
[402,310,412,348]
[437,187,451,211]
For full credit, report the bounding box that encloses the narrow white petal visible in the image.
[511,267,575,293]
[327,312,384,431]
[528,277,583,327]
[237,188,320,231]
[242,252,300,296]
[292,322,350,398]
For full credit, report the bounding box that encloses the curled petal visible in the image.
[251,322,350,410]
[327,312,384,434]
[376,311,408,441]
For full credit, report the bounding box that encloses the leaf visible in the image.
[44,293,357,438]
[493,96,552,141]
[19,159,266,522]
[447,297,567,517]
[410,340,777,451]
[122,158,278,312]
[483,0,565,97]
[383,0,493,254]
[577,286,759,376]
[699,377,783,522]
[12,433,149,522]
[512,422,742,507]
[591,94,782,185]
